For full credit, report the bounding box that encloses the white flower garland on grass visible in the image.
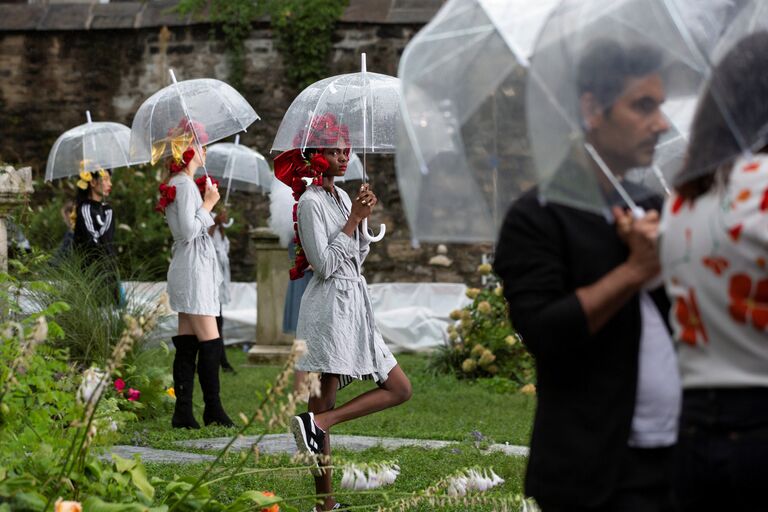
[340,462,400,490]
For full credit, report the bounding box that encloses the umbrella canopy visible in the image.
[525,0,741,216]
[396,0,559,243]
[45,111,136,181]
[670,0,768,187]
[272,54,397,242]
[205,138,273,196]
[129,71,259,167]
[271,57,401,154]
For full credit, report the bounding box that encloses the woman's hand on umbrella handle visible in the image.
[203,180,220,211]
[351,190,376,220]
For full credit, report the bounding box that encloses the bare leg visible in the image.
[313,365,412,431]
[179,312,219,341]
[310,374,339,512]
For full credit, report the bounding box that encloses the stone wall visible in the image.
[0,0,492,286]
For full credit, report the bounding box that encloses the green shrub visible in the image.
[429,267,535,391]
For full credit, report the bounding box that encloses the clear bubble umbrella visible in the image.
[525,0,744,217]
[129,70,259,179]
[206,135,274,203]
[272,54,398,242]
[669,0,768,187]
[334,153,365,183]
[396,0,559,243]
[45,111,138,181]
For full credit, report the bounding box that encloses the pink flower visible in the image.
[114,378,126,392]
[126,388,140,401]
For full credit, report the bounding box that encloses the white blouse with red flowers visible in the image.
[660,154,768,389]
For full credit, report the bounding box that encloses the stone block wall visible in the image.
[0,0,494,286]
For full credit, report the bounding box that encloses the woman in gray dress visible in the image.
[155,121,234,429]
[276,115,412,511]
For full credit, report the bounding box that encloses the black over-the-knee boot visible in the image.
[171,334,201,429]
[197,338,235,427]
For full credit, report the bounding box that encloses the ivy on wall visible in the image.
[178,0,349,90]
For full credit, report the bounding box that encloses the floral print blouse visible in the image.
[660,154,768,389]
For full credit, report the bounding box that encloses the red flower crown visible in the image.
[275,113,350,280]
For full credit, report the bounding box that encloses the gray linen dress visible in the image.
[211,227,231,305]
[295,185,397,386]
[165,173,222,316]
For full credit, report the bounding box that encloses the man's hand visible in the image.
[613,207,660,286]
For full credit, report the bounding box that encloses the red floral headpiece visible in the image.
[276,113,350,280]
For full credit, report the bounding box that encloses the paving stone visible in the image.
[106,445,216,464]
[177,434,528,457]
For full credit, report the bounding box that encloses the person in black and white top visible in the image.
[73,168,120,303]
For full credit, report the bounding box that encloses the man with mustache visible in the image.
[494,41,679,511]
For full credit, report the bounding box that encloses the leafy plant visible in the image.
[430,265,536,391]
[178,0,349,90]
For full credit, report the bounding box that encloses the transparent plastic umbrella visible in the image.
[396,0,559,243]
[526,0,742,217]
[205,135,273,203]
[334,153,365,183]
[45,111,137,181]
[272,54,397,242]
[129,70,259,178]
[668,0,768,187]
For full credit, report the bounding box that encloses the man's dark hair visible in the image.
[677,31,768,199]
[577,39,664,110]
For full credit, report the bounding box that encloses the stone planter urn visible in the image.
[0,166,33,273]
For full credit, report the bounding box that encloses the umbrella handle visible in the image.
[361,218,386,243]
[223,218,234,229]
[631,206,646,219]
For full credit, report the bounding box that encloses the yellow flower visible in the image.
[520,383,537,395]
[477,263,493,275]
[487,364,499,375]
[448,331,458,342]
[477,301,492,315]
[461,317,473,330]
[505,335,518,347]
[446,324,456,334]
[454,342,464,352]
[461,358,477,373]
[494,286,503,297]
[55,499,82,512]
[479,350,496,367]
[466,288,481,300]
[471,344,485,357]
[449,309,462,321]
[166,387,176,399]
[461,310,472,321]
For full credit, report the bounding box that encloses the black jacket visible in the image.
[73,199,116,259]
[493,186,670,507]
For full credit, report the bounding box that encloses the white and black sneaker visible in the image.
[291,412,326,474]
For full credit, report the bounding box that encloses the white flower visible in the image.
[446,468,504,496]
[340,462,400,490]
[109,420,118,432]
[77,367,107,404]
[341,468,355,489]
[353,468,368,490]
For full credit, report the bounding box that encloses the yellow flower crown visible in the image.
[76,161,108,190]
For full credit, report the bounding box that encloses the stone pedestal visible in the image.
[0,166,33,273]
[248,227,293,364]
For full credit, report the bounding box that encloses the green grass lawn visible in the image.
[121,349,536,510]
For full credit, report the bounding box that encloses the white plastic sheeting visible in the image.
[369,283,470,352]
[127,281,469,352]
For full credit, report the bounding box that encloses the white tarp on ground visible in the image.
[125,281,469,352]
